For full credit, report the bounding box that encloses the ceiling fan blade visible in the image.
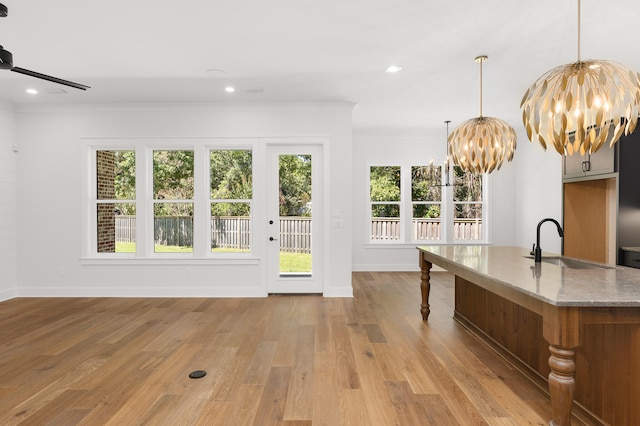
[11,67,90,90]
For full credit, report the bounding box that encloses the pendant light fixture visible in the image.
[427,120,455,187]
[521,0,640,156]
[449,56,517,174]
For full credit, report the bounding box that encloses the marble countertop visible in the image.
[417,245,640,307]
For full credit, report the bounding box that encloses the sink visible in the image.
[523,256,615,269]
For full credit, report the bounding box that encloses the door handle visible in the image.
[269,237,278,241]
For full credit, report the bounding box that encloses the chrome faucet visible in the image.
[533,218,564,263]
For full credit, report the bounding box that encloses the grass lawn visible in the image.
[279,252,312,273]
[116,242,192,253]
[115,242,311,272]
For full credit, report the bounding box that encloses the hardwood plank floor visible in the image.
[0,272,591,425]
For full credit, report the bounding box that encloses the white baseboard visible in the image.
[0,288,17,302]
[16,286,268,298]
[352,263,420,272]
[14,285,355,298]
[322,287,353,297]
[351,264,447,272]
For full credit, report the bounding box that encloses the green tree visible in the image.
[411,165,442,218]
[101,150,137,215]
[454,166,482,218]
[114,151,136,203]
[370,166,400,217]
[152,150,194,216]
[279,155,312,216]
[210,150,252,216]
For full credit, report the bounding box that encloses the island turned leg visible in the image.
[548,345,576,426]
[419,253,432,321]
[542,305,581,426]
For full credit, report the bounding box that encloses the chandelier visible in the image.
[426,120,456,186]
[449,56,517,174]
[521,0,640,156]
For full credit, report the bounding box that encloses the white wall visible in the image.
[16,103,353,298]
[512,128,564,254]
[0,102,18,301]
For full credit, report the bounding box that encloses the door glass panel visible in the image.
[278,154,312,276]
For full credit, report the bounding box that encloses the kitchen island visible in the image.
[418,245,640,426]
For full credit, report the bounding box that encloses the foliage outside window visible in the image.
[368,164,484,243]
[153,150,194,253]
[370,166,401,241]
[96,150,136,253]
[412,166,442,241]
[210,150,252,253]
[453,165,483,240]
[279,155,312,217]
[277,154,313,273]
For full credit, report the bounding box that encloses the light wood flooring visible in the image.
[0,272,588,425]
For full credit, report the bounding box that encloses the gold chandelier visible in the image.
[449,56,517,174]
[521,0,640,156]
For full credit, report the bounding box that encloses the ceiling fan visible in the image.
[0,3,90,90]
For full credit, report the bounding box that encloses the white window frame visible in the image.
[366,162,488,245]
[207,146,254,258]
[82,139,257,260]
[368,165,402,244]
[410,164,443,243]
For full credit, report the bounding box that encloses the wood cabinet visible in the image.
[454,275,640,426]
[560,129,640,266]
[563,178,616,264]
[417,246,640,426]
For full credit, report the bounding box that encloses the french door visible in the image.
[267,145,323,293]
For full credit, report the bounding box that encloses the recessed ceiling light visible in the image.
[25,88,38,95]
[386,65,402,73]
[225,86,235,93]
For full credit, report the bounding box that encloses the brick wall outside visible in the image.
[97,151,116,253]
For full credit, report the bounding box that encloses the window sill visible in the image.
[364,242,491,249]
[80,257,261,266]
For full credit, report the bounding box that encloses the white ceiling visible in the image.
[1,0,639,131]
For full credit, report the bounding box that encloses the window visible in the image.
[368,163,485,243]
[153,150,194,253]
[210,149,252,253]
[412,165,442,241]
[89,143,254,258]
[453,166,483,240]
[369,166,401,241]
[96,150,136,253]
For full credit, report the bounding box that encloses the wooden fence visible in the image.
[154,216,194,247]
[115,216,310,253]
[211,216,251,250]
[115,216,482,250]
[371,218,482,241]
[279,217,311,254]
